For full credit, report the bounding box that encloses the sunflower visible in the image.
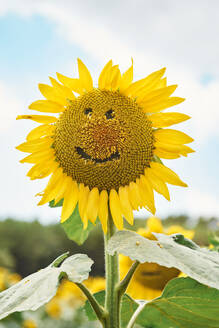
[120,216,194,300]
[16,59,194,232]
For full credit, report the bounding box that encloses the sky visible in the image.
[0,0,219,224]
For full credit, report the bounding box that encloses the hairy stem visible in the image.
[76,282,107,327]
[118,260,139,298]
[104,213,120,328]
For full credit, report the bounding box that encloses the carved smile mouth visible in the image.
[75,147,120,164]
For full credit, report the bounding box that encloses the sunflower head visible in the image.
[16,59,194,232]
[120,216,194,300]
[53,88,154,191]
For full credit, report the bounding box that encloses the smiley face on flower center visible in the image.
[53,89,154,191]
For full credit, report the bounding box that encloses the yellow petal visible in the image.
[98,190,109,234]
[156,77,167,89]
[86,187,99,223]
[56,72,83,95]
[180,145,195,156]
[26,124,55,141]
[49,77,76,101]
[54,174,70,205]
[150,162,187,187]
[104,65,119,89]
[38,168,63,202]
[154,148,181,159]
[149,112,190,128]
[154,129,194,145]
[155,141,185,153]
[38,83,67,106]
[29,100,63,113]
[77,58,93,92]
[20,149,54,163]
[119,59,133,92]
[123,67,166,97]
[137,176,156,214]
[38,173,64,205]
[118,186,134,225]
[142,97,185,113]
[128,181,143,210]
[61,180,79,223]
[27,159,58,180]
[111,66,122,90]
[16,137,52,153]
[147,216,163,233]
[78,184,90,228]
[109,189,123,230]
[98,60,113,89]
[16,115,57,124]
[145,168,170,200]
[138,85,178,105]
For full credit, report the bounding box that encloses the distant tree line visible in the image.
[0,215,218,277]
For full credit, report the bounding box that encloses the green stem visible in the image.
[76,282,107,327]
[104,212,120,328]
[118,261,139,298]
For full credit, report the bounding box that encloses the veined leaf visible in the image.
[137,277,219,328]
[107,230,219,290]
[0,253,93,320]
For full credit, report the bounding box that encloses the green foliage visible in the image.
[49,199,64,208]
[84,278,219,328]
[50,200,94,245]
[84,291,138,328]
[137,277,219,328]
[0,219,104,277]
[61,205,94,245]
[209,232,219,251]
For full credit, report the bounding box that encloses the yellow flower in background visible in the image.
[22,319,37,328]
[17,59,194,232]
[120,217,194,300]
[0,267,21,291]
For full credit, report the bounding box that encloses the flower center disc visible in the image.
[53,89,154,191]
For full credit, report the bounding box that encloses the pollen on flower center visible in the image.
[53,89,154,191]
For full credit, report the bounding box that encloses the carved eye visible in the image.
[84,108,92,116]
[105,109,114,120]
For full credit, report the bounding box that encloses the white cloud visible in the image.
[0,82,23,133]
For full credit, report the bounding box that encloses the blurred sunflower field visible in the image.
[0,215,218,328]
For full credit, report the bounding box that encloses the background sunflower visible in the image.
[120,216,194,300]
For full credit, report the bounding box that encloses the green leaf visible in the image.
[83,291,138,327]
[0,253,93,320]
[209,233,219,248]
[61,205,94,245]
[84,290,105,321]
[107,230,219,290]
[152,155,163,165]
[172,233,198,249]
[136,277,219,328]
[49,198,63,208]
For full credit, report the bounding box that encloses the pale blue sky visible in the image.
[0,0,219,224]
